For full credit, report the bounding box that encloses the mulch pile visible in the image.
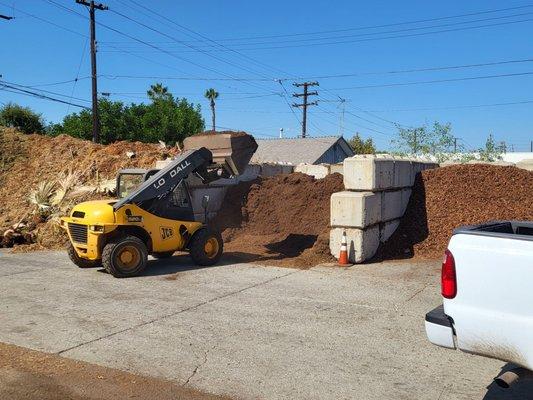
[214,172,344,268]
[0,128,175,249]
[379,164,533,260]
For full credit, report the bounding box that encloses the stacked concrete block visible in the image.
[330,155,437,263]
[516,159,533,171]
[294,163,330,179]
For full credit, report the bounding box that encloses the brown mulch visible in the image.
[0,342,231,400]
[378,164,533,260]
[214,172,344,268]
[0,128,175,248]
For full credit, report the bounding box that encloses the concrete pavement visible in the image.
[0,250,530,399]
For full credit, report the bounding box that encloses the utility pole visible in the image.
[530,140,532,153]
[292,81,318,138]
[76,0,107,143]
[337,97,346,137]
[453,137,458,153]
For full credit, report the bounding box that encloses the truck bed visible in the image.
[453,221,533,241]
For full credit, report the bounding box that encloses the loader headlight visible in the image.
[89,225,105,232]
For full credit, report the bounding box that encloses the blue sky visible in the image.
[1,0,532,151]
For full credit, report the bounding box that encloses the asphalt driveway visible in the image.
[0,250,529,399]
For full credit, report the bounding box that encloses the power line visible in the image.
[121,0,295,79]
[153,4,533,42]
[94,57,533,81]
[2,80,90,103]
[330,71,533,90]
[169,11,533,48]
[0,82,89,109]
[367,99,533,112]
[137,17,533,52]
[44,0,283,100]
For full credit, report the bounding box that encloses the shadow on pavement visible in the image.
[483,363,533,400]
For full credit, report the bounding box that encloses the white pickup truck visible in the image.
[425,221,533,388]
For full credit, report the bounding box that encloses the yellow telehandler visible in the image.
[60,133,257,278]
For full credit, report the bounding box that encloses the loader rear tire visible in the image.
[189,228,223,266]
[102,235,148,278]
[67,243,101,268]
[151,251,174,259]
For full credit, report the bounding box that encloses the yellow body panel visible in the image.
[60,200,203,261]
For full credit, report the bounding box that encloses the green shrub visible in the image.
[0,103,45,134]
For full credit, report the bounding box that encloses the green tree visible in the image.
[477,133,505,162]
[204,88,219,131]
[49,84,204,145]
[392,122,457,161]
[147,83,171,101]
[0,103,45,134]
[348,133,376,154]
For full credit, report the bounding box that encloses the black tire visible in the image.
[102,235,148,278]
[151,251,174,259]
[67,243,101,268]
[189,228,223,266]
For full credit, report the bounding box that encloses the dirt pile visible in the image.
[379,164,533,260]
[0,128,174,249]
[215,172,344,268]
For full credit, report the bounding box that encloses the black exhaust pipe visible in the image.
[494,367,533,389]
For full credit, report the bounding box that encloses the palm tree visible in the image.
[204,88,219,131]
[147,83,169,101]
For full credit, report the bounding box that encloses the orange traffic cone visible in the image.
[338,230,351,266]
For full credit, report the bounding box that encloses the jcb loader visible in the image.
[60,133,257,278]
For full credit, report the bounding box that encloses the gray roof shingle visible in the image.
[250,136,348,165]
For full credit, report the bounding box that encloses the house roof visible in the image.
[250,136,352,165]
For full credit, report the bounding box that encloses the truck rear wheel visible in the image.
[67,243,101,268]
[102,235,148,278]
[189,228,223,266]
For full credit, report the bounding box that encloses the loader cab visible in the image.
[116,168,194,221]
[116,168,159,199]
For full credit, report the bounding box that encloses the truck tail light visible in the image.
[441,249,457,299]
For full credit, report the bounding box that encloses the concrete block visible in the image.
[381,190,403,222]
[239,164,262,181]
[280,165,295,174]
[516,159,533,171]
[329,226,380,264]
[343,155,395,191]
[380,219,400,243]
[260,164,284,177]
[401,188,412,215]
[330,191,381,228]
[330,163,344,175]
[295,163,330,179]
[393,160,414,188]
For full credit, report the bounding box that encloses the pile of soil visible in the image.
[379,164,533,260]
[214,172,344,268]
[0,128,175,249]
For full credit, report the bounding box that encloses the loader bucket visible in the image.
[183,132,258,176]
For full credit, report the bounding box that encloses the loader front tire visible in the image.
[102,235,148,278]
[189,228,223,266]
[67,243,101,268]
